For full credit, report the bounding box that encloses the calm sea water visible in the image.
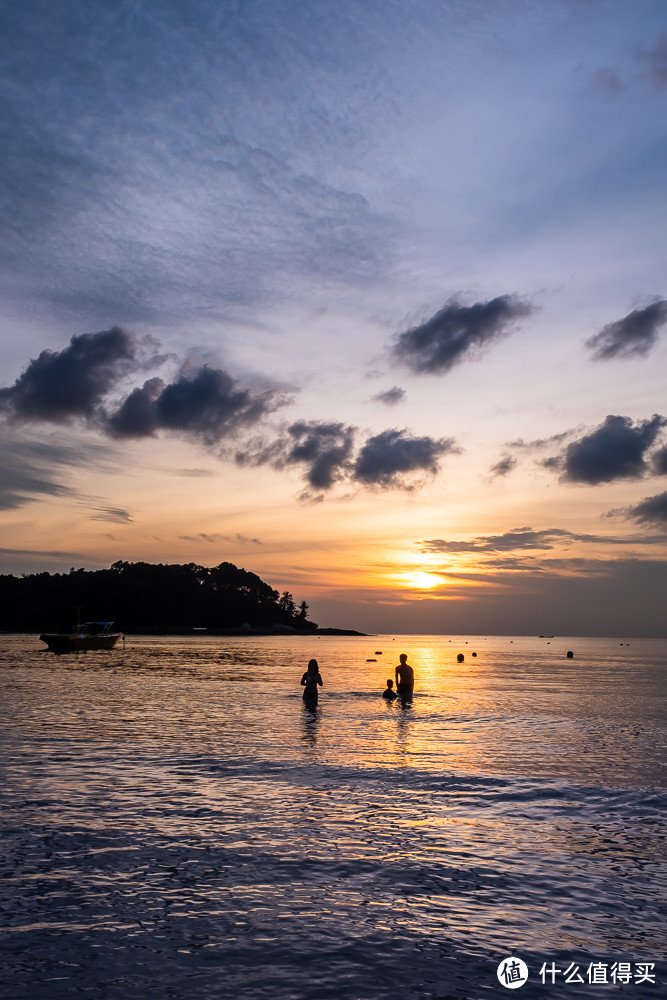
[1,633,665,1000]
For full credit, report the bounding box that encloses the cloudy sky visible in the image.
[2,0,667,635]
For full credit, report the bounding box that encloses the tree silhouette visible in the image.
[0,561,318,634]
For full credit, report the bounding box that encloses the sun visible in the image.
[402,570,443,590]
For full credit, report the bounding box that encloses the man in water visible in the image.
[395,653,414,703]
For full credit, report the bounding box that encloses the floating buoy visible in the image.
[566,650,574,659]
[457,653,464,663]
[366,658,376,662]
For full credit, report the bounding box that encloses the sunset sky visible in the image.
[2,0,667,635]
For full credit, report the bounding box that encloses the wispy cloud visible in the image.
[488,454,517,479]
[171,468,217,478]
[178,532,263,545]
[0,1,396,327]
[370,386,406,406]
[88,505,134,524]
[0,435,111,511]
[638,32,667,89]
[419,526,665,556]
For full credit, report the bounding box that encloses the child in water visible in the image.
[300,658,323,703]
[382,679,397,701]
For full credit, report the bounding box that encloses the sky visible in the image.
[1,0,667,636]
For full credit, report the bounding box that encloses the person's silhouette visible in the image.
[382,678,397,701]
[395,654,414,703]
[300,658,323,705]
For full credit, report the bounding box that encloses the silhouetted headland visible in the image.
[0,560,364,635]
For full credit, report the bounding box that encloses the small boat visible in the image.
[40,621,124,653]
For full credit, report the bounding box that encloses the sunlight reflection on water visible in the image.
[1,634,666,998]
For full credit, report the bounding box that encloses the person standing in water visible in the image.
[395,653,414,703]
[301,658,323,705]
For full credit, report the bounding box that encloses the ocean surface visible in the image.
[1,633,665,1000]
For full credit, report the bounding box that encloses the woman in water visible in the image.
[300,658,323,704]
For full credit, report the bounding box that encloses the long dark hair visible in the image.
[307,658,319,673]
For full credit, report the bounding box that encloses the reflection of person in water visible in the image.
[382,679,397,701]
[301,658,323,704]
[395,653,414,703]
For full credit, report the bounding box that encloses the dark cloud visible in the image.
[108,366,282,445]
[0,332,278,448]
[652,445,667,475]
[353,428,457,488]
[237,423,457,494]
[0,328,139,423]
[371,386,406,406]
[585,300,667,360]
[282,421,356,491]
[488,454,517,478]
[107,377,165,438]
[554,414,665,484]
[392,294,535,374]
[236,420,356,493]
[625,491,667,525]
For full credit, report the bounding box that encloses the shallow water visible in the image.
[1,633,665,999]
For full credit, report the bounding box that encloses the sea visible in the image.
[1,633,665,1000]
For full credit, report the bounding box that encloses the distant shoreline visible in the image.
[187,626,369,636]
[4,627,369,638]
